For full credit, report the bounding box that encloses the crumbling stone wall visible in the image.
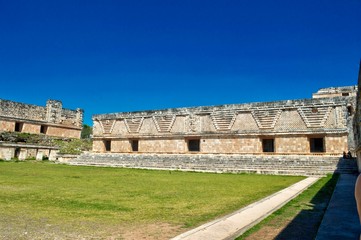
[92,90,355,155]
[354,64,361,172]
[0,142,58,160]
[0,99,83,138]
[0,100,46,121]
[313,86,358,98]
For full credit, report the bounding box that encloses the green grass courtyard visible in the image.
[0,161,305,239]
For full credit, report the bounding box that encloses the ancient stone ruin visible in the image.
[0,99,83,160]
[67,85,358,176]
[0,99,83,138]
[92,87,356,155]
[354,65,361,171]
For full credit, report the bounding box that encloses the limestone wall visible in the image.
[0,142,59,160]
[354,64,361,172]
[275,136,310,153]
[46,126,82,138]
[0,100,46,121]
[201,137,261,153]
[93,134,348,155]
[21,123,41,134]
[313,86,358,98]
[325,135,349,154]
[92,90,355,155]
[0,121,15,132]
[0,99,83,138]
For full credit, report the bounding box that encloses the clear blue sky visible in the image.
[0,0,360,125]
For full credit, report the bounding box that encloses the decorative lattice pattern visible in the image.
[298,107,332,128]
[274,109,307,130]
[232,112,259,131]
[252,109,282,129]
[124,117,144,133]
[152,115,176,132]
[100,119,116,134]
[211,110,237,131]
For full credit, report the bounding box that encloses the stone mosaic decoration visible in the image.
[124,117,144,133]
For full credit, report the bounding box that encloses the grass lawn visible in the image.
[0,161,304,239]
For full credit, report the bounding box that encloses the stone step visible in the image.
[66,153,357,176]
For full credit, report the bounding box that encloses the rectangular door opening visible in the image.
[262,139,275,152]
[15,122,23,132]
[131,139,139,152]
[310,138,324,152]
[104,140,111,152]
[188,139,200,152]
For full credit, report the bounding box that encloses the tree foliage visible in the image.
[81,124,92,139]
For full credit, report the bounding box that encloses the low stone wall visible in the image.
[68,153,358,176]
[0,142,59,160]
[56,154,81,163]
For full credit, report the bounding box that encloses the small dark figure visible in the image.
[343,151,348,159]
[347,151,352,159]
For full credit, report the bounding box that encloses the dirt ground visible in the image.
[0,214,185,240]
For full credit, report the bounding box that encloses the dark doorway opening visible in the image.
[104,140,111,152]
[15,122,23,132]
[14,147,21,159]
[40,125,48,134]
[131,139,139,152]
[347,106,353,116]
[188,139,200,152]
[310,138,324,152]
[262,139,275,152]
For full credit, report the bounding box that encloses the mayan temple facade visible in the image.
[0,99,83,138]
[92,86,357,156]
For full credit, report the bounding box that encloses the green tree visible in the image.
[81,124,92,139]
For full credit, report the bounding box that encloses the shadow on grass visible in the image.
[273,174,339,240]
[275,157,359,240]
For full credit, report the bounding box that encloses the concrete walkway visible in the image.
[316,174,360,240]
[172,177,319,240]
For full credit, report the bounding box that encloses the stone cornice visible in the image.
[93,129,348,140]
[93,96,355,120]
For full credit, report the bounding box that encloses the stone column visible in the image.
[19,149,27,160]
[46,100,63,123]
[36,151,44,161]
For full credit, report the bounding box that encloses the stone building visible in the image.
[312,86,357,98]
[0,99,83,160]
[0,99,83,138]
[92,86,356,156]
[354,63,361,171]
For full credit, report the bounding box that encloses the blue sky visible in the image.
[0,0,360,125]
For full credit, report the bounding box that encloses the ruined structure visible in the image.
[92,87,356,155]
[355,63,361,171]
[0,99,83,160]
[65,85,358,176]
[312,86,357,99]
[0,99,83,138]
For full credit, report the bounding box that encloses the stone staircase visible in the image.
[66,153,358,176]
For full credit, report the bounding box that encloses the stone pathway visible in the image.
[316,174,360,240]
[171,177,319,240]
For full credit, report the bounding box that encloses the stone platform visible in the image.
[67,153,358,176]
